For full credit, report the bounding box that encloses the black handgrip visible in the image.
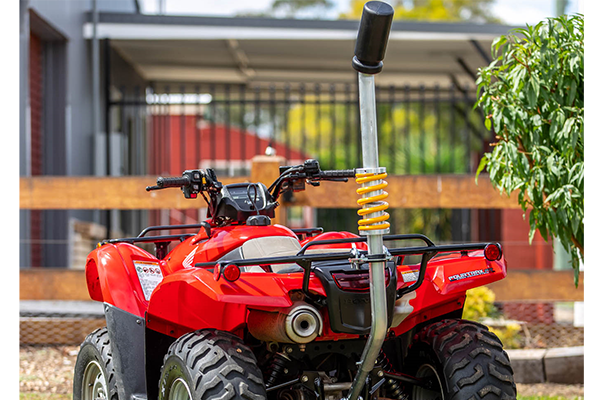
[320,169,356,179]
[157,176,191,188]
[352,1,394,74]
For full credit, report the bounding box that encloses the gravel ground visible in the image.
[20,345,79,394]
[517,383,584,399]
[20,345,585,398]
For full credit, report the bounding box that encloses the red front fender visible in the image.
[85,243,159,317]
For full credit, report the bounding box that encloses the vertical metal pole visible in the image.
[389,84,395,174]
[104,38,111,238]
[254,85,260,156]
[347,73,389,400]
[329,84,336,169]
[240,84,246,166]
[92,0,99,152]
[284,83,291,162]
[347,2,394,399]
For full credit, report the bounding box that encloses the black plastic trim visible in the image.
[104,303,147,400]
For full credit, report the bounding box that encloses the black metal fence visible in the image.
[111,82,487,174]
[107,81,491,243]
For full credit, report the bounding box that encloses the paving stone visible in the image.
[544,346,584,384]
[506,348,547,383]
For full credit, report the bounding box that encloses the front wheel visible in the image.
[159,329,267,400]
[73,327,119,400]
[406,319,517,400]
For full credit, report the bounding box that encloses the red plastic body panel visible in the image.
[391,252,507,335]
[300,231,369,251]
[146,269,328,338]
[85,243,160,317]
[86,220,508,341]
[165,224,298,273]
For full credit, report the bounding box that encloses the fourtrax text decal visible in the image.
[448,266,494,282]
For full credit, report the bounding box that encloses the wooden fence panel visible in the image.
[20,269,582,302]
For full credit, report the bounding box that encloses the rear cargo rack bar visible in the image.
[195,234,496,299]
[137,222,212,238]
[101,234,195,246]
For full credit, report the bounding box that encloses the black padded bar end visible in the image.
[352,1,394,74]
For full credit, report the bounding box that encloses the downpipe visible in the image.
[346,3,394,400]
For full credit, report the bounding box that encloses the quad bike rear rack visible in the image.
[195,233,500,300]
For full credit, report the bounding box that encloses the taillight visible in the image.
[484,243,502,261]
[332,268,390,292]
[223,264,241,282]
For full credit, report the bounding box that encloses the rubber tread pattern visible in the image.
[159,329,267,400]
[73,327,120,400]
[410,319,517,400]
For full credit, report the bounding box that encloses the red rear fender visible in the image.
[146,268,327,337]
[392,252,507,335]
[85,243,161,317]
[397,252,507,295]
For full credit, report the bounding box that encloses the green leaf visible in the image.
[567,78,578,105]
[475,156,489,184]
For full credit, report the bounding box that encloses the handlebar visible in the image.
[146,160,355,205]
[319,169,356,179]
[270,160,356,201]
[156,176,191,188]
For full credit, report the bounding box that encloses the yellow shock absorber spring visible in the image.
[356,172,390,232]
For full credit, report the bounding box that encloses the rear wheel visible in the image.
[407,319,517,400]
[73,327,119,400]
[159,329,267,400]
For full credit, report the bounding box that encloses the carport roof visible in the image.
[85,12,521,88]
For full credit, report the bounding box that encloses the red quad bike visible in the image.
[74,3,516,400]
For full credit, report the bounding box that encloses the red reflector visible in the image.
[222,264,241,282]
[484,244,502,261]
[332,269,390,292]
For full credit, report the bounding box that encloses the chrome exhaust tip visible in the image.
[285,305,322,343]
[247,302,323,344]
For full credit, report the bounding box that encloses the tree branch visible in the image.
[571,233,584,257]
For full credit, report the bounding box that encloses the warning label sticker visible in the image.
[401,269,420,283]
[134,261,164,301]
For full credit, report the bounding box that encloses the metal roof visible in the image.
[85,12,521,88]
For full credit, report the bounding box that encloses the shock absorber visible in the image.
[266,352,292,386]
[356,171,390,232]
[376,351,408,400]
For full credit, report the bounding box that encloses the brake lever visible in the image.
[146,185,164,191]
[327,178,349,182]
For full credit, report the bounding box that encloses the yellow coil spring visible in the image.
[356,172,390,231]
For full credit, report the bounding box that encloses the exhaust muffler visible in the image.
[247,302,323,344]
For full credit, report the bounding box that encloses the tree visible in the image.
[340,0,501,23]
[475,14,583,284]
[271,0,333,18]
